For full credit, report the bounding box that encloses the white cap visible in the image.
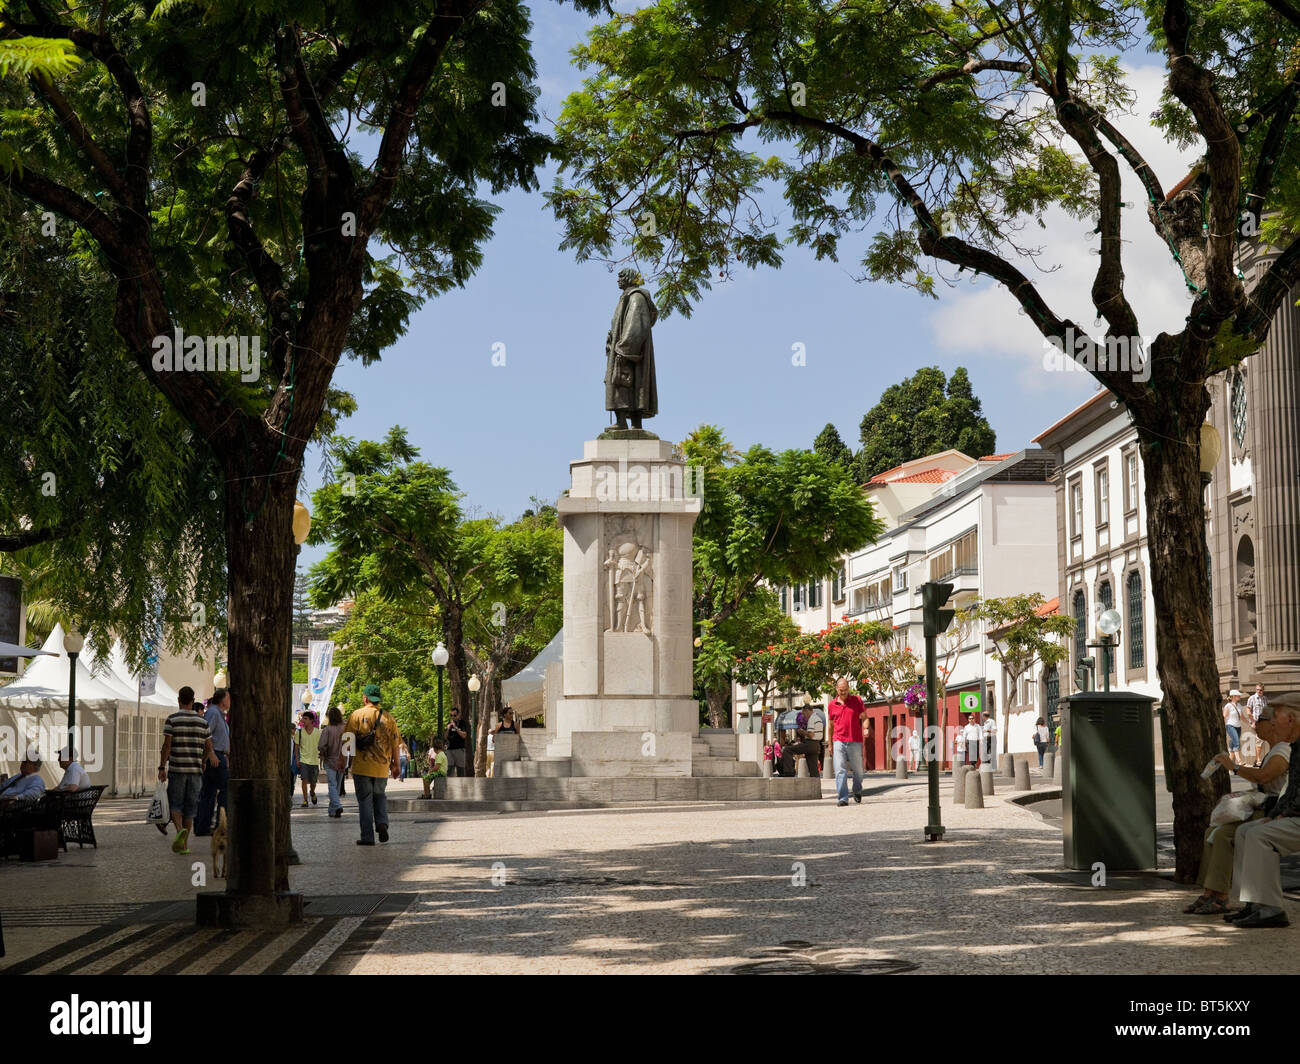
[1229,689,1242,697]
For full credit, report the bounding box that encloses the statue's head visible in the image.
[617,267,643,289]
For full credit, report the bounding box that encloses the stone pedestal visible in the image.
[548,438,702,770]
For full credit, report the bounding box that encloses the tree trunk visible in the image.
[705,684,728,729]
[1137,407,1226,883]
[476,673,499,776]
[224,468,297,897]
[442,606,473,759]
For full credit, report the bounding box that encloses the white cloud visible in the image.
[929,61,1204,400]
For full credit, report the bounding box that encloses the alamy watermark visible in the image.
[1042,327,1152,383]
[592,457,704,502]
[152,328,262,382]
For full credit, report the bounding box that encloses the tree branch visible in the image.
[919,58,1029,91]
[0,520,73,552]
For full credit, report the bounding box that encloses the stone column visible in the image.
[1247,275,1300,688]
[549,436,702,774]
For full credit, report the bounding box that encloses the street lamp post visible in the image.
[467,673,481,777]
[283,498,311,868]
[63,629,84,761]
[914,659,926,771]
[432,642,449,742]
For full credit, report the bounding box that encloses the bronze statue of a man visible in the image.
[605,268,658,430]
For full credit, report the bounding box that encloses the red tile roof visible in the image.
[979,453,1015,461]
[868,468,958,485]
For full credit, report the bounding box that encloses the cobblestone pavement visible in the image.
[2,772,1296,974]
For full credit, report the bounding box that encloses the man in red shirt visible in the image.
[828,677,870,806]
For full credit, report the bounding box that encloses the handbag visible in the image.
[146,781,170,825]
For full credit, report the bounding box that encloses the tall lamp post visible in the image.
[914,659,926,771]
[63,629,84,761]
[432,642,449,741]
[467,673,481,777]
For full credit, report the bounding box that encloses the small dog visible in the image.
[211,807,228,879]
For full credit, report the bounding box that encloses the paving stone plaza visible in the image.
[4,770,1293,976]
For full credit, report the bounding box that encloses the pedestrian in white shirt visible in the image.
[56,747,90,791]
[1223,690,1245,767]
[1247,684,1269,767]
[961,716,982,767]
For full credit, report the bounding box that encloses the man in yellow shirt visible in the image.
[343,684,401,846]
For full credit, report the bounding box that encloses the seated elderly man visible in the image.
[55,748,90,791]
[1227,693,1300,928]
[1183,705,1290,915]
[0,752,47,803]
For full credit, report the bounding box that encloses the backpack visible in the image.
[353,708,385,753]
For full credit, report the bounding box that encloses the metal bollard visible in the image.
[762,759,773,778]
[1014,758,1031,791]
[953,763,967,804]
[980,766,995,795]
[965,775,985,808]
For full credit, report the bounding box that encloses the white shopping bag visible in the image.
[146,781,170,825]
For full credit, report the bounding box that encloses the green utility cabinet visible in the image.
[1059,691,1158,871]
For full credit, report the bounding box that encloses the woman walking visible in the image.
[319,706,347,819]
[1033,717,1050,767]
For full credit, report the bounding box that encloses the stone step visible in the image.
[496,758,572,778]
[691,759,761,777]
[424,775,819,803]
[701,736,738,756]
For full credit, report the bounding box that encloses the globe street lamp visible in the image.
[432,642,449,741]
[467,673,482,777]
[63,629,84,761]
[1092,608,1123,695]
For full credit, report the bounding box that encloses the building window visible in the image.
[807,579,822,609]
[1073,589,1086,672]
[832,566,847,602]
[1095,463,1109,527]
[1098,581,1116,678]
[929,528,978,582]
[1044,665,1059,727]
[893,565,908,591]
[1124,450,1139,514]
[1127,570,1144,668]
[779,585,788,612]
[1230,368,1248,450]
[793,583,803,611]
[1069,477,1083,543]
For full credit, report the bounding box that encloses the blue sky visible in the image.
[299,4,1195,567]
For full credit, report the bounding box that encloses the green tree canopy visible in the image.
[812,423,855,474]
[855,366,996,481]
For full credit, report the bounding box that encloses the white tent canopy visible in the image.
[501,628,562,721]
[0,623,175,792]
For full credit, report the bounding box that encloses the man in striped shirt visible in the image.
[158,686,217,855]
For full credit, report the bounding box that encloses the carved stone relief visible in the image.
[603,515,654,634]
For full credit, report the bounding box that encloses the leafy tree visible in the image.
[683,427,883,629]
[854,367,996,482]
[549,0,1300,880]
[291,568,315,651]
[309,430,562,775]
[0,0,599,905]
[812,423,855,474]
[694,587,798,727]
[963,595,1076,755]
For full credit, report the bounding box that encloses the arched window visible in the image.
[1097,581,1115,678]
[1127,571,1144,668]
[1073,589,1086,668]
[1045,665,1059,727]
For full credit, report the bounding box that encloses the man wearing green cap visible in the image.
[343,684,402,846]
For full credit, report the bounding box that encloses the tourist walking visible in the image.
[1033,717,1050,768]
[398,742,410,781]
[1227,695,1300,927]
[828,678,869,806]
[295,709,321,807]
[195,687,230,836]
[344,685,402,846]
[1248,684,1269,767]
[980,710,997,766]
[1182,706,1290,915]
[158,686,216,855]
[318,705,347,819]
[1223,690,1245,767]
[962,715,982,768]
[447,707,469,777]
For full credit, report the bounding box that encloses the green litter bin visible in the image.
[1059,691,1158,871]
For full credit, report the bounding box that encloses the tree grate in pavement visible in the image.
[0,893,416,975]
[1,903,142,926]
[726,941,919,975]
